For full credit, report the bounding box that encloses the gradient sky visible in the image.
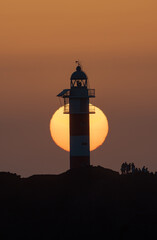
[0,0,157,176]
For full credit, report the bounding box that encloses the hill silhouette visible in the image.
[0,166,157,240]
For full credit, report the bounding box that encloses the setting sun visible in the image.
[50,105,109,152]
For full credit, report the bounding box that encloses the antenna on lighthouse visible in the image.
[75,60,81,67]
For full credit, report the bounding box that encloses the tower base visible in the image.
[70,156,90,169]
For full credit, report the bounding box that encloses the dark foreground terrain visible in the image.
[0,166,157,240]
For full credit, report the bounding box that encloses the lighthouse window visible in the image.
[77,81,82,87]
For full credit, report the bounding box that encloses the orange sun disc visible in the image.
[50,105,109,152]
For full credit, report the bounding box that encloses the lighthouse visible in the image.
[57,63,95,169]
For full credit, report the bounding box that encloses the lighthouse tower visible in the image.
[57,63,95,169]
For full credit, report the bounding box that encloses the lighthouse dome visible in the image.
[70,66,88,80]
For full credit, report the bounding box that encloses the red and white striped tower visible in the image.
[57,63,95,169]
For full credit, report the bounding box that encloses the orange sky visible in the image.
[0,0,157,176]
[1,0,157,55]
